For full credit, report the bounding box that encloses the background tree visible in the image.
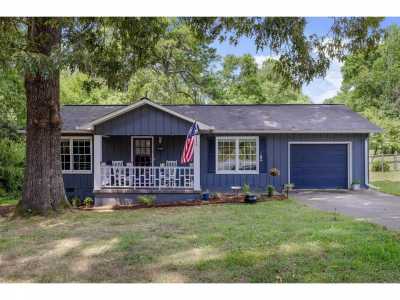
[0,17,384,215]
[326,25,400,154]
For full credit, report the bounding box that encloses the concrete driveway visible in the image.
[293,189,400,230]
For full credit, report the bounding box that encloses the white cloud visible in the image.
[302,59,343,104]
[253,54,279,68]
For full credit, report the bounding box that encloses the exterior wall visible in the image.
[94,191,200,206]
[62,130,369,200]
[102,135,186,166]
[64,174,93,200]
[94,104,192,136]
[200,133,369,192]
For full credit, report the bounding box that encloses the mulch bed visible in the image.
[108,194,287,211]
[0,205,15,217]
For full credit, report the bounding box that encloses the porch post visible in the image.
[194,134,201,191]
[93,135,102,191]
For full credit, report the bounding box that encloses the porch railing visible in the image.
[100,165,194,189]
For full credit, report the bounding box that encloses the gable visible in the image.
[94,104,193,135]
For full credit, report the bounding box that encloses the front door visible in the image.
[132,137,153,166]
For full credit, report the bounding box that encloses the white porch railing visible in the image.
[100,165,194,189]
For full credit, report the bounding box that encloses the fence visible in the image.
[369,153,400,172]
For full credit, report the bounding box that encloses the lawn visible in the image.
[371,181,400,196]
[371,171,400,196]
[1,200,400,283]
[0,195,19,206]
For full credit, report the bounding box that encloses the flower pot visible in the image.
[245,194,257,204]
[201,192,210,201]
[351,184,361,191]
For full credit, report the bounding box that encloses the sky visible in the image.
[212,17,400,103]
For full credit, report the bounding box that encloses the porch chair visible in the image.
[112,161,125,187]
[165,160,177,188]
[101,162,111,187]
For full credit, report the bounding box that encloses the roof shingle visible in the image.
[61,103,381,133]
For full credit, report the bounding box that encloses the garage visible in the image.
[289,143,349,189]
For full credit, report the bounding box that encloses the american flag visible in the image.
[181,121,199,164]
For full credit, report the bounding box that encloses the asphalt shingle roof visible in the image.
[61,103,381,133]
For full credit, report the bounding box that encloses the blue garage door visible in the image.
[290,144,348,189]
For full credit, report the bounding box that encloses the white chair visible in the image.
[126,162,133,187]
[165,161,177,188]
[101,162,111,187]
[112,161,125,186]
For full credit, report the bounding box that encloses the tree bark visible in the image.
[17,18,68,215]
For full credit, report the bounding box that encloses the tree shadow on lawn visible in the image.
[1,202,400,283]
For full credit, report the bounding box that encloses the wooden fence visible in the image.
[369,153,400,172]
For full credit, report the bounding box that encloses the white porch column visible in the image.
[193,134,201,191]
[93,135,103,191]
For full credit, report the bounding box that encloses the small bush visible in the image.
[372,160,390,172]
[138,195,155,206]
[71,197,81,208]
[84,197,94,207]
[242,184,250,194]
[267,185,275,197]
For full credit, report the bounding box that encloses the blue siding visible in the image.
[102,135,186,166]
[290,144,348,189]
[94,104,192,135]
[200,133,368,192]
[63,174,93,200]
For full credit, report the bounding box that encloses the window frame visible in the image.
[61,136,93,174]
[215,136,259,174]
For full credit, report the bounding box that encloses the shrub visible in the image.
[84,197,94,207]
[138,195,155,206]
[242,183,250,194]
[0,138,25,193]
[267,185,275,197]
[372,160,390,172]
[71,197,81,208]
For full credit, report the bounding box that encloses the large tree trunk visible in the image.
[17,18,68,215]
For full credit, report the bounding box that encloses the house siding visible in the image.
[101,135,186,166]
[94,104,192,136]
[200,133,368,192]
[64,174,94,200]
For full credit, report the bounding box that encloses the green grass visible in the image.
[372,181,400,196]
[1,200,400,283]
[0,195,19,206]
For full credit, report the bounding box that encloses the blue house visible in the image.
[60,98,381,206]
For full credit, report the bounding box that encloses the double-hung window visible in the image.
[216,136,259,174]
[61,137,92,174]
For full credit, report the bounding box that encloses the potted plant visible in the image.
[84,197,94,208]
[283,183,295,198]
[267,185,275,197]
[201,190,210,201]
[351,180,361,190]
[243,183,257,203]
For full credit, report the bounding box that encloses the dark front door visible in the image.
[290,144,348,189]
[132,138,153,166]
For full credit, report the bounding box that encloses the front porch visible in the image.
[93,134,201,204]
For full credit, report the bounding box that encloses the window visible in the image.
[61,137,92,173]
[133,138,153,166]
[216,136,259,174]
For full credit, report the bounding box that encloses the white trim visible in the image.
[193,134,201,191]
[77,98,213,131]
[215,136,259,175]
[130,136,154,167]
[365,137,369,186]
[61,136,93,174]
[93,135,102,190]
[287,141,352,189]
